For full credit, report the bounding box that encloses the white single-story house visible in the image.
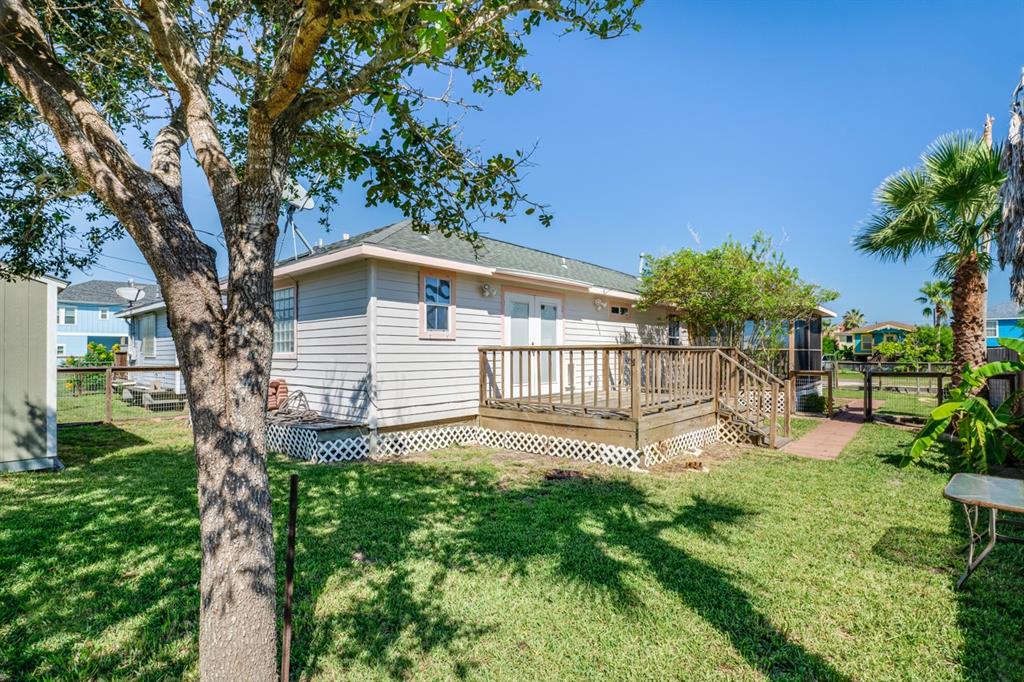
[1,272,65,472]
[120,220,681,428]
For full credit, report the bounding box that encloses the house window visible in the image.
[986,320,999,338]
[420,271,455,339]
[861,335,873,351]
[610,305,630,317]
[58,306,76,325]
[56,344,66,357]
[98,308,110,320]
[845,334,853,344]
[273,287,296,355]
[668,318,682,346]
[141,315,156,357]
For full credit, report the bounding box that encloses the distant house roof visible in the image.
[987,301,1024,319]
[846,321,916,334]
[58,280,158,306]
[280,220,642,294]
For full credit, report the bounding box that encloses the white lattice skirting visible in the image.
[268,422,722,471]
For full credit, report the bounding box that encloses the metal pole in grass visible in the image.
[281,474,298,682]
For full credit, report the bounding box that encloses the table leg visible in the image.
[957,504,998,591]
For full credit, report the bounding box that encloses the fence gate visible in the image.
[863,371,946,423]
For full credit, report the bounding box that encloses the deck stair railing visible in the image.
[714,349,790,447]
[479,345,792,447]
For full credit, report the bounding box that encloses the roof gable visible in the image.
[59,280,157,305]
[846,321,916,334]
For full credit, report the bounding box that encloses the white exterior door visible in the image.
[505,292,561,396]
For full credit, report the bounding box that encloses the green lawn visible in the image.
[2,421,1022,680]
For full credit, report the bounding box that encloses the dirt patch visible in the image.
[544,469,587,481]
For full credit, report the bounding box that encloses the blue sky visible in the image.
[74,0,1024,323]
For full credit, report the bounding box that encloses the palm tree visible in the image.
[841,308,865,330]
[855,130,1004,384]
[915,280,952,326]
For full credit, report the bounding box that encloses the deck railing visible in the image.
[479,344,792,445]
[714,350,789,444]
[479,345,723,420]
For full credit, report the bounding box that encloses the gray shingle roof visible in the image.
[987,301,1023,319]
[282,220,642,293]
[58,280,158,305]
[845,321,916,334]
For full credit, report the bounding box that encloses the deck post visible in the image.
[712,351,720,415]
[478,349,486,406]
[104,367,113,424]
[630,347,642,420]
[769,381,778,448]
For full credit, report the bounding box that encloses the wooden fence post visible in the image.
[769,381,778,448]
[104,367,113,424]
[864,370,873,422]
[784,379,792,437]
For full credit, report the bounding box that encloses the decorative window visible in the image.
[610,305,630,317]
[141,315,156,357]
[58,306,77,325]
[56,344,66,356]
[986,320,999,338]
[668,318,682,346]
[420,270,455,339]
[98,308,110,320]
[273,287,296,355]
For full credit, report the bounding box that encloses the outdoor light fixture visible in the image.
[593,297,607,311]
[480,283,496,298]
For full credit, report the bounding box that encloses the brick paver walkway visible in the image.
[782,408,866,460]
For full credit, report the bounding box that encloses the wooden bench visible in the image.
[944,473,1024,589]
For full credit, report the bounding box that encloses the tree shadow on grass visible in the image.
[284,460,849,681]
[56,423,151,464]
[0,428,197,680]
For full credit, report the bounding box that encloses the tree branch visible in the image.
[138,0,239,215]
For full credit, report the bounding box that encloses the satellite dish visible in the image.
[283,177,314,211]
[116,280,146,305]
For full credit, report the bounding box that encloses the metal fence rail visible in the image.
[57,365,186,426]
[862,371,946,422]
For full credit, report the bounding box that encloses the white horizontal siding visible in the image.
[373,262,501,427]
[270,262,370,422]
[371,261,676,428]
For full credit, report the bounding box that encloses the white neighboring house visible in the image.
[118,221,681,432]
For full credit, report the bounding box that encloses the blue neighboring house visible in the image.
[986,301,1024,347]
[57,280,156,360]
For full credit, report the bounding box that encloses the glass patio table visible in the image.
[944,473,1024,589]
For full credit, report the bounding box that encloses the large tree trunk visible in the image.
[950,252,988,386]
[163,217,280,681]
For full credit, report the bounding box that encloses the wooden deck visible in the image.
[478,345,790,451]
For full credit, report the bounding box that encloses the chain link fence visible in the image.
[57,365,187,426]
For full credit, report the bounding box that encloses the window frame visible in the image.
[986,319,999,339]
[140,315,156,358]
[609,304,631,319]
[56,344,66,357]
[59,306,77,325]
[667,317,682,346]
[98,307,110,320]
[419,269,457,340]
[272,286,298,357]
